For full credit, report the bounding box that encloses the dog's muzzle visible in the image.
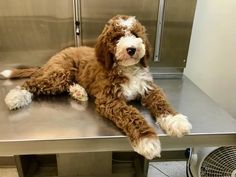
[115,35,145,66]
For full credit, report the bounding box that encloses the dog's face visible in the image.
[95,15,151,69]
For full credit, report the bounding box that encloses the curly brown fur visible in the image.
[2,15,191,159]
[141,85,177,118]
[95,15,151,70]
[11,67,40,79]
[95,90,157,144]
[141,84,192,137]
[21,49,78,95]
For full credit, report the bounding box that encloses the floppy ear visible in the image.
[140,37,152,67]
[95,27,114,70]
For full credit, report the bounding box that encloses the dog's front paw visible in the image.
[69,84,88,102]
[157,114,192,137]
[132,136,161,160]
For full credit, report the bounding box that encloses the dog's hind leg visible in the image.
[5,68,76,110]
[22,68,76,96]
[5,51,78,110]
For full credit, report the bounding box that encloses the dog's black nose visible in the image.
[126,47,136,56]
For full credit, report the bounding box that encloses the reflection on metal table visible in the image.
[0,77,235,156]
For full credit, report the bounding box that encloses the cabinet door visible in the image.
[153,0,196,68]
[79,0,159,52]
[0,0,75,68]
[79,0,196,69]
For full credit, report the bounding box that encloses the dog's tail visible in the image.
[0,66,40,80]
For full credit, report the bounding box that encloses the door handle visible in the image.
[154,0,165,62]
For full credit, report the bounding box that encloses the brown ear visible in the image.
[95,29,114,70]
[140,37,152,67]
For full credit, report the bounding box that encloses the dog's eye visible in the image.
[113,36,121,42]
[132,33,138,38]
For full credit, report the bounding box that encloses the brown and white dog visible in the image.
[0,15,192,159]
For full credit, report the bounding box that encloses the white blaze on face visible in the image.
[117,16,136,29]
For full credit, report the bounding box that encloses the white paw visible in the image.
[132,136,161,160]
[0,69,12,79]
[5,86,32,110]
[157,114,192,137]
[69,84,88,102]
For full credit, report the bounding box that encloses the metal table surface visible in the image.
[0,77,235,156]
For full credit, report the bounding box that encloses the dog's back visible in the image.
[0,46,96,80]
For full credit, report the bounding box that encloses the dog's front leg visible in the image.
[141,84,192,137]
[95,96,161,160]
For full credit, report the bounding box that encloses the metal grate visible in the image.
[200,146,236,177]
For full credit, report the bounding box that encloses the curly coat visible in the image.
[2,15,191,159]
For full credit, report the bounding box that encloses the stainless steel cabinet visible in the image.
[156,0,196,68]
[77,0,196,69]
[79,0,158,49]
[0,0,196,71]
[0,0,75,67]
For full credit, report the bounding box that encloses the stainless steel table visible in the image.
[0,77,235,156]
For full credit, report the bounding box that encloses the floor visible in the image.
[0,161,187,177]
[148,161,187,177]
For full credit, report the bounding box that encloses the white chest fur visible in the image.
[121,66,153,101]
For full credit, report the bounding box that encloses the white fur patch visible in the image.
[0,69,12,78]
[157,114,192,137]
[117,16,136,29]
[69,83,88,102]
[5,86,32,110]
[132,136,161,160]
[115,35,145,66]
[121,66,153,101]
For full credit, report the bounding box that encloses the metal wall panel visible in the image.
[0,0,196,69]
[79,0,196,69]
[0,0,75,68]
[80,0,159,50]
[153,0,197,67]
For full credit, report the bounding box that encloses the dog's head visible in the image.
[95,15,151,70]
